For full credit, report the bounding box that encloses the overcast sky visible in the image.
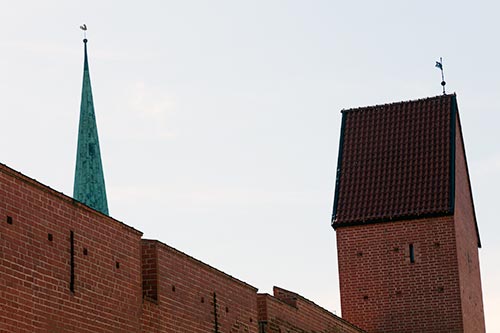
[1,1,499,331]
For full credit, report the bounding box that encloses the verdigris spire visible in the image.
[73,38,109,215]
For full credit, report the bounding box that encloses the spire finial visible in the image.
[435,57,446,94]
[80,24,87,42]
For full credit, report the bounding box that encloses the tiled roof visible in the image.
[332,94,455,227]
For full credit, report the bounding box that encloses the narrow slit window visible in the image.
[409,243,415,263]
[213,292,219,333]
[70,231,75,292]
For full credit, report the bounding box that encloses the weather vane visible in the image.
[435,57,446,94]
[80,24,87,40]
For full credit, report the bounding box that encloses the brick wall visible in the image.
[257,287,364,333]
[454,116,485,332]
[0,164,143,332]
[140,239,260,333]
[0,162,369,333]
[336,216,464,333]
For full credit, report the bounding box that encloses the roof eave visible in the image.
[332,211,455,230]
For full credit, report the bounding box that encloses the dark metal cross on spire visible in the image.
[435,57,446,94]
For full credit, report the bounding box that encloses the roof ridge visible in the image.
[341,93,455,114]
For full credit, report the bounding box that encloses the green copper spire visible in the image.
[73,38,109,215]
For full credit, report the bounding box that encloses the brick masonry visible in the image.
[0,164,143,332]
[337,216,464,333]
[140,239,259,333]
[0,163,364,333]
[257,287,364,333]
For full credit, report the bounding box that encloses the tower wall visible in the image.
[336,217,464,333]
[453,117,485,332]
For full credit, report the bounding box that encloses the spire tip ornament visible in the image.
[80,24,87,41]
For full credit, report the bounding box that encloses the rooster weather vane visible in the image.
[80,24,87,40]
[435,57,446,94]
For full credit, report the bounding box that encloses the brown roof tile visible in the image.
[332,94,455,227]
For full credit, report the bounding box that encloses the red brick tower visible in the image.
[331,95,485,333]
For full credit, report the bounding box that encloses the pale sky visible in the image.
[1,1,499,331]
